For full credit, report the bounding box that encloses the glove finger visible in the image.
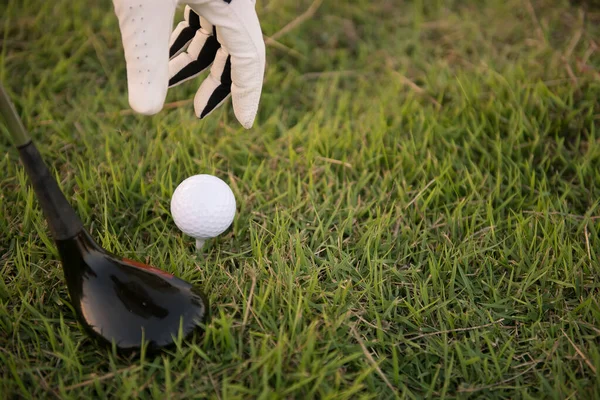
[188,0,265,128]
[112,0,176,115]
[168,16,220,88]
[169,6,201,59]
[194,47,232,120]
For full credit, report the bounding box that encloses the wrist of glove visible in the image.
[112,0,265,129]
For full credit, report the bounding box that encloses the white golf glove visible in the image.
[112,0,266,129]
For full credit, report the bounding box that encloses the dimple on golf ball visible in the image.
[170,174,236,247]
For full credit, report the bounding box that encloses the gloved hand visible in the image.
[112,0,266,129]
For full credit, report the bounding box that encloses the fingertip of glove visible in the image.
[196,108,255,129]
[129,94,164,115]
[194,98,257,129]
[232,91,260,129]
[237,113,256,129]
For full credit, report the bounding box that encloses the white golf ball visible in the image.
[170,174,236,246]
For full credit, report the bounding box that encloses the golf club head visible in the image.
[1,85,210,352]
[57,230,209,352]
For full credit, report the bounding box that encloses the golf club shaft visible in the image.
[0,84,30,146]
[0,84,83,240]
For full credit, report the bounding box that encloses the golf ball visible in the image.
[170,174,236,245]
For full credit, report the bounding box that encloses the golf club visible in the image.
[0,84,209,352]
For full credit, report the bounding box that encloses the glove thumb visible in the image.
[113,0,177,115]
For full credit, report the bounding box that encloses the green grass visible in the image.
[1,0,600,398]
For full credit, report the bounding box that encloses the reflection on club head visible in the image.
[57,230,209,351]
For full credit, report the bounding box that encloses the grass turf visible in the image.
[1,0,600,398]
